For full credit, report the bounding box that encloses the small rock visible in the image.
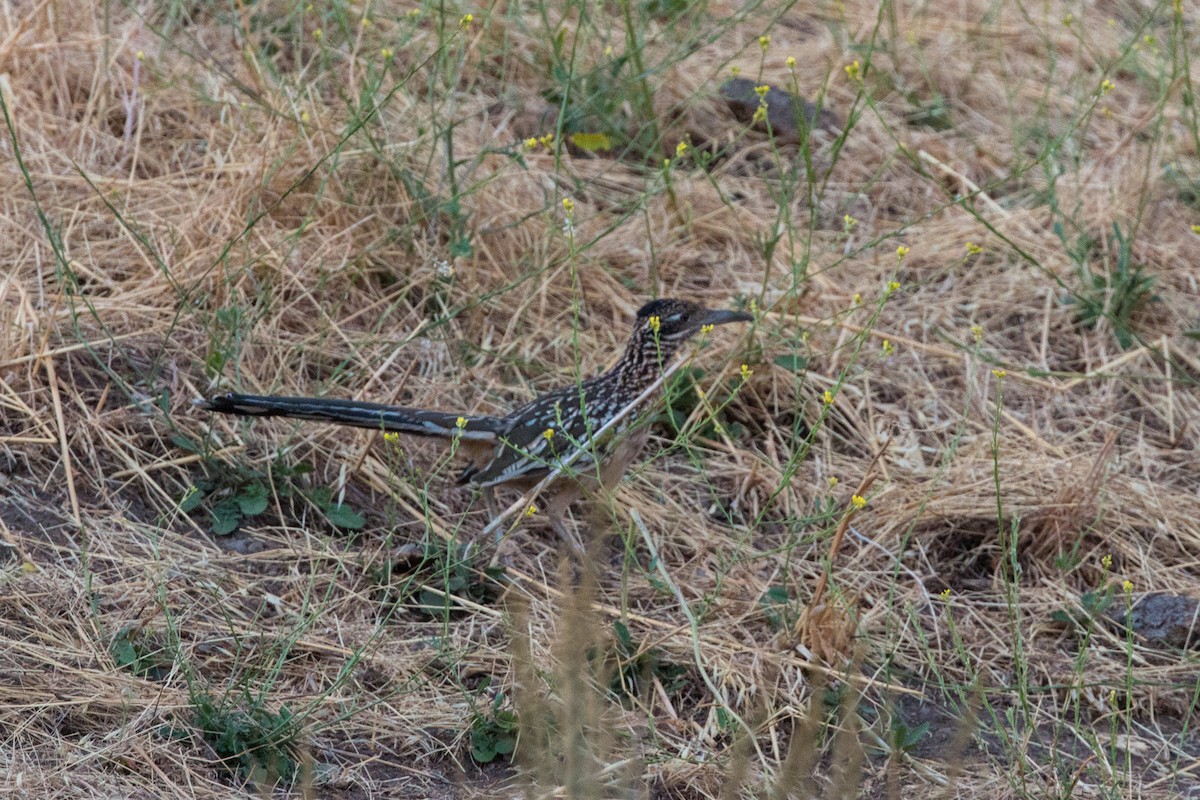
[487,95,559,142]
[215,532,267,555]
[1112,593,1199,650]
[721,78,840,142]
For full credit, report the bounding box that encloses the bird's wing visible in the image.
[456,379,648,491]
[457,382,630,487]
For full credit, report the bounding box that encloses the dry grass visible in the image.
[2,0,1199,797]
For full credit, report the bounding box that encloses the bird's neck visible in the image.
[608,329,682,390]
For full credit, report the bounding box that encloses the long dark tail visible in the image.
[195,393,503,441]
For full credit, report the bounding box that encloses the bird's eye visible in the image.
[664,313,683,323]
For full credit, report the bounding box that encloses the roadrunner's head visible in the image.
[625,298,754,366]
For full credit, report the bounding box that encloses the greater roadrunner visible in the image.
[196,299,752,546]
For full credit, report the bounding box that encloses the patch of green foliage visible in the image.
[370,541,503,619]
[607,620,688,703]
[191,690,304,785]
[470,691,519,764]
[109,625,172,681]
[174,448,365,535]
[1063,222,1156,349]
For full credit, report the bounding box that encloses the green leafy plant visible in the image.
[1066,222,1156,349]
[301,485,366,530]
[1162,162,1200,209]
[658,365,751,442]
[109,625,172,681]
[203,306,250,379]
[607,620,688,703]
[532,0,701,163]
[658,366,711,436]
[191,691,303,784]
[470,692,519,764]
[1049,587,1117,633]
[371,541,502,619]
[759,584,797,632]
[772,352,809,373]
[176,448,365,535]
[883,717,930,760]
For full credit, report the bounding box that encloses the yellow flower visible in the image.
[730,66,741,76]
[844,60,861,81]
[1101,554,1113,570]
[1122,579,1133,592]
[970,324,983,344]
[604,45,613,57]
[758,34,770,51]
[751,105,767,124]
[966,241,983,255]
[538,133,554,148]
[648,315,661,333]
[700,323,714,334]
[881,339,894,355]
[887,281,900,293]
[1100,79,1115,95]
[312,28,323,40]
[939,588,951,601]
[524,137,538,150]
[300,111,310,123]
[1062,13,1073,25]
[754,84,770,98]
[991,369,1006,379]
[562,197,575,215]
[740,363,753,380]
[406,8,421,18]
[822,389,834,405]
[361,17,372,27]
[525,504,537,517]
[827,476,839,488]
[542,428,555,440]
[381,47,394,59]
[459,13,473,29]
[851,494,867,509]
[456,416,468,428]
[896,245,910,260]
[675,141,688,157]
[852,292,862,305]
[786,56,796,68]
[1191,224,1200,235]
[383,432,399,443]
[843,214,857,230]
[136,50,145,61]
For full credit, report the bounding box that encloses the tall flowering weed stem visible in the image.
[797,437,890,648]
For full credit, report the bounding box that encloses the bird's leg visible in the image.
[545,487,586,554]
[483,487,519,569]
[548,507,586,555]
[482,486,500,542]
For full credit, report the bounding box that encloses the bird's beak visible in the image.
[696,308,755,329]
